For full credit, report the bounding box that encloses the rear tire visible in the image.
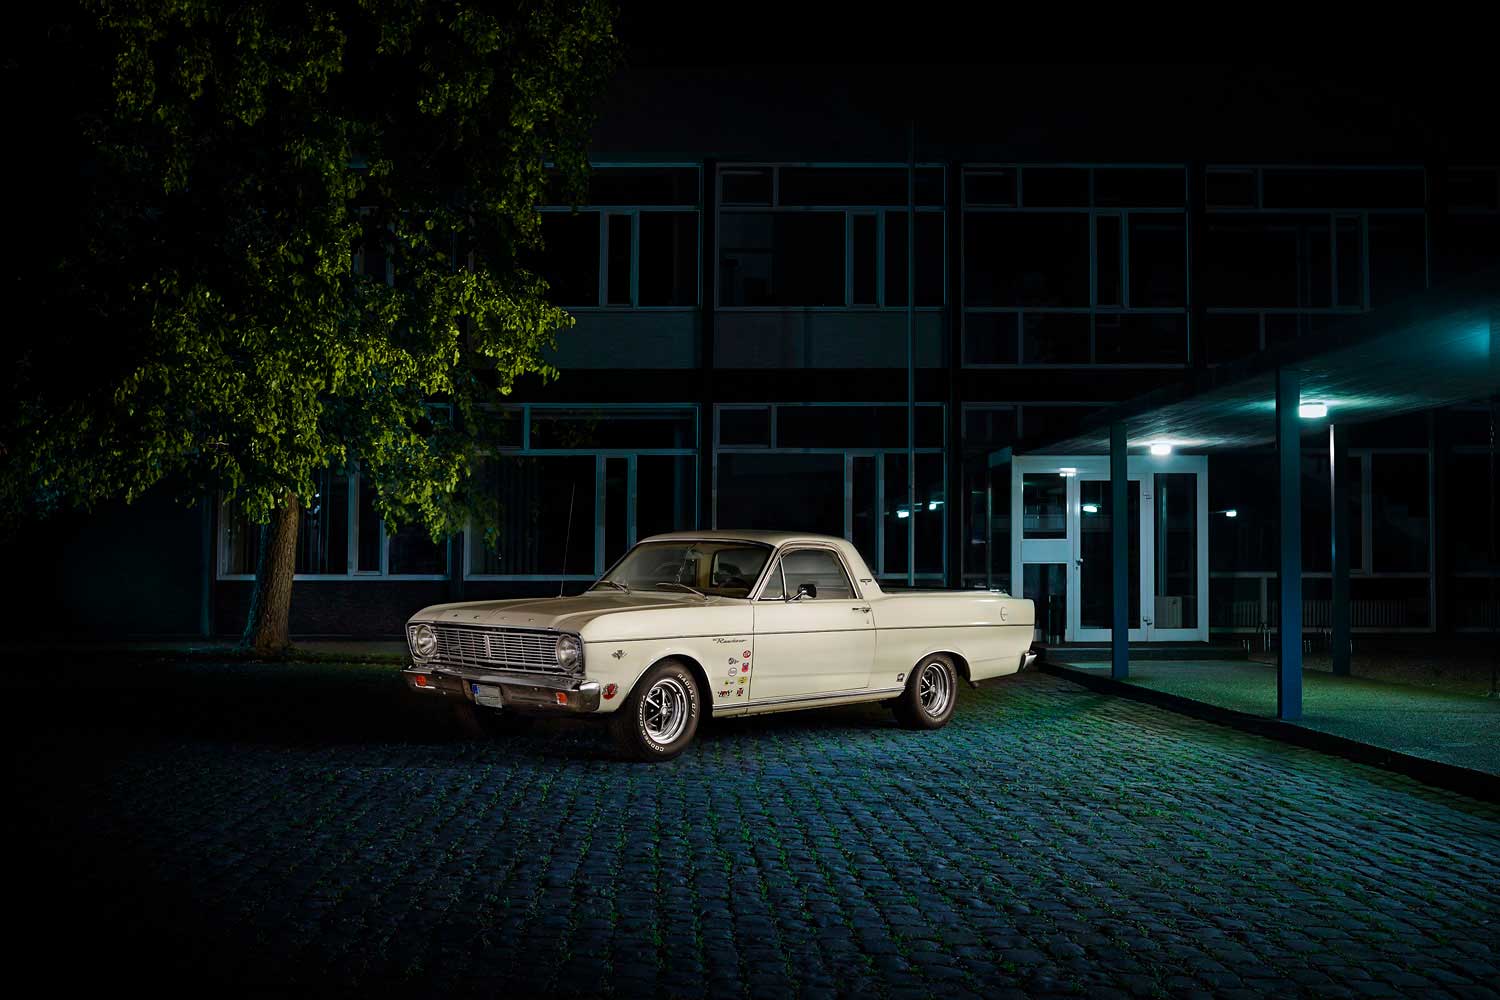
[892,655,958,731]
[609,659,701,761]
[453,701,534,738]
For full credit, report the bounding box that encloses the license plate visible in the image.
[471,683,503,708]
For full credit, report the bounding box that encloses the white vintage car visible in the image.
[403,531,1036,760]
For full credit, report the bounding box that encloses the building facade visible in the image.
[26,66,1500,641]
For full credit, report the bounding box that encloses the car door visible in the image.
[749,546,875,702]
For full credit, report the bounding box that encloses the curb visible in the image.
[1040,660,1499,803]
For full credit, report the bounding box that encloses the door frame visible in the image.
[1010,454,1209,643]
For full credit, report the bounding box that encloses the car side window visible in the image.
[780,549,855,600]
[759,560,786,600]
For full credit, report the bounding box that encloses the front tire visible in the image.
[609,659,701,761]
[892,655,958,730]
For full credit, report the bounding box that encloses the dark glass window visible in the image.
[719,212,844,306]
[1206,170,1256,208]
[965,170,1015,207]
[1095,314,1187,365]
[536,212,600,305]
[963,313,1018,365]
[852,214,878,306]
[1095,168,1185,207]
[605,457,628,568]
[1128,214,1186,307]
[607,214,633,305]
[774,405,941,449]
[636,456,696,540]
[720,169,772,206]
[1446,168,1500,210]
[638,212,698,306]
[1203,314,1261,366]
[305,469,351,575]
[356,473,381,572]
[718,453,843,536]
[1022,473,1067,538]
[389,524,447,576]
[882,452,944,576]
[1335,217,1363,308]
[587,167,698,205]
[884,212,944,306]
[719,407,771,446]
[778,167,942,207]
[964,213,1089,307]
[479,455,596,575]
[1020,406,1089,445]
[1095,214,1121,306]
[1261,169,1424,210]
[1372,453,1429,572]
[962,407,1017,450]
[1204,215,1333,308]
[1021,167,1089,207]
[1021,313,1090,365]
[1368,216,1427,307]
[529,409,695,449]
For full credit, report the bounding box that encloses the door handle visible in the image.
[852,606,872,613]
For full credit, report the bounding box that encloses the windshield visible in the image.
[594,540,774,599]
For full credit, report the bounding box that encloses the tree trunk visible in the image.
[241,493,300,656]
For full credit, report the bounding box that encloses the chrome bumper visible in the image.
[1020,649,1039,671]
[404,664,601,714]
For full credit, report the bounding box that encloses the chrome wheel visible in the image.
[642,676,690,746]
[918,661,952,717]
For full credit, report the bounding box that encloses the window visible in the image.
[1372,453,1429,572]
[760,560,786,600]
[1022,474,1066,539]
[535,166,700,308]
[717,164,946,310]
[965,213,1090,307]
[220,466,449,579]
[474,455,597,576]
[780,549,855,599]
[719,212,844,306]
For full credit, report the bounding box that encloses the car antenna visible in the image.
[557,483,576,598]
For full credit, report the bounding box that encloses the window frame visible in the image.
[536,162,703,311]
[217,463,452,582]
[961,163,1189,369]
[465,403,701,582]
[753,544,863,602]
[714,162,948,312]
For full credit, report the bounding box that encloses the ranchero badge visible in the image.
[612,649,626,660]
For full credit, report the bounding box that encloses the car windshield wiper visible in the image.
[655,581,707,600]
[592,579,630,593]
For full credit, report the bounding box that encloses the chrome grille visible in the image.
[418,624,571,675]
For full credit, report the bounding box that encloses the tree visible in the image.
[2,1,618,652]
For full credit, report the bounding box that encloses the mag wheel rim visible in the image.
[918,662,951,717]
[642,677,690,745]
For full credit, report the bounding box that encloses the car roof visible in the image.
[637,529,850,548]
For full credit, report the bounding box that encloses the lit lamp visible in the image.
[1149,442,1172,456]
[1298,401,1329,419]
[1082,503,1100,514]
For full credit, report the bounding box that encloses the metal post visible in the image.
[1276,368,1303,720]
[906,120,917,588]
[1110,421,1129,680]
[1330,423,1350,676]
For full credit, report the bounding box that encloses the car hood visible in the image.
[413,591,715,633]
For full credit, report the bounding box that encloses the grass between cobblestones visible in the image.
[5,658,1498,998]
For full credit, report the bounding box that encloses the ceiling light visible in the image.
[1149,443,1172,456]
[1082,503,1100,514]
[928,501,940,511]
[896,509,910,519]
[1298,401,1329,419]
[1058,467,1077,478]
[1224,509,1238,518]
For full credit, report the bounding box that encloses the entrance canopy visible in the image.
[1015,268,1497,457]
[992,267,1496,722]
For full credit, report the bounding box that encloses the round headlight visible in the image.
[555,634,582,670]
[411,623,437,659]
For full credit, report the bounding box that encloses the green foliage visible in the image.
[2,0,618,542]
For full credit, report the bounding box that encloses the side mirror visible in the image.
[790,582,817,601]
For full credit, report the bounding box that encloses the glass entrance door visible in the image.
[1073,475,1147,642]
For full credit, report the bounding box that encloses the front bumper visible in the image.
[403,664,601,714]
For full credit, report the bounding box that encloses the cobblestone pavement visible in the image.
[8,662,1498,998]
